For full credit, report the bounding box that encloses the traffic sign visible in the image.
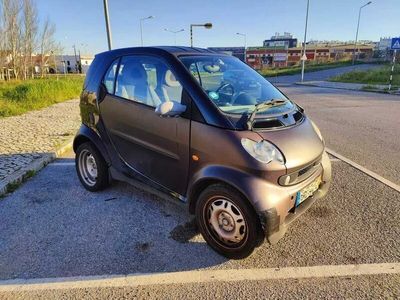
[391,38,400,50]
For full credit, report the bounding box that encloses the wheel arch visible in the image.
[73,125,111,165]
[187,165,259,215]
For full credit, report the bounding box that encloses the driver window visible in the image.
[115,55,183,107]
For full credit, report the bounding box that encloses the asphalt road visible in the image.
[0,86,399,298]
[267,63,380,84]
[281,85,400,185]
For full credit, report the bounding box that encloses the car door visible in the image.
[99,55,190,196]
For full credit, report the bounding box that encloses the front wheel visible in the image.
[195,184,263,259]
[75,142,109,192]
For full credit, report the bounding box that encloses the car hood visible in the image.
[256,117,324,173]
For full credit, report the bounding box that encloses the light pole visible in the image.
[236,32,247,62]
[140,16,155,46]
[301,0,310,82]
[72,44,78,73]
[352,1,372,65]
[190,23,212,47]
[164,28,185,45]
[103,0,113,50]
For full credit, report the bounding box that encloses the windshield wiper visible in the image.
[246,99,287,130]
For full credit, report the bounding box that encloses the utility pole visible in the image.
[103,0,113,50]
[352,1,372,65]
[73,45,78,73]
[301,0,310,82]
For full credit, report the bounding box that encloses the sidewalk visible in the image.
[0,99,80,196]
[295,81,400,95]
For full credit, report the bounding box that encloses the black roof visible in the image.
[96,46,231,57]
[95,46,226,59]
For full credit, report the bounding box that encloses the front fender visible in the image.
[73,124,111,165]
[187,165,279,214]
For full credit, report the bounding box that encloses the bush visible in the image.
[0,77,84,117]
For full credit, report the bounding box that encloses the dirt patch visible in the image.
[135,242,153,253]
[309,206,333,218]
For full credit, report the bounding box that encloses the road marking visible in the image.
[326,148,400,193]
[329,158,341,162]
[48,162,75,166]
[0,263,398,291]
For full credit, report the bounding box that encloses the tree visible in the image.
[39,17,57,77]
[2,0,22,79]
[21,0,38,79]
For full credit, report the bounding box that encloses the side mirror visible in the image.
[155,101,186,117]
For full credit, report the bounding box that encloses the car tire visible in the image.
[75,142,109,192]
[195,184,263,259]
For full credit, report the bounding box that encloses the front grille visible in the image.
[278,158,322,186]
[253,119,283,129]
[252,109,304,130]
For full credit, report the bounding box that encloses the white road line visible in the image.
[47,162,75,166]
[326,148,400,193]
[0,263,398,291]
[329,158,342,162]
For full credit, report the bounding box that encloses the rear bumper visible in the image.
[258,151,332,244]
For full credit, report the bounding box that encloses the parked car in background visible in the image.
[74,46,331,259]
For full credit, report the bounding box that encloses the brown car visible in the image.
[74,46,331,259]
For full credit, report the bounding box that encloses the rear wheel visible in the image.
[75,142,109,192]
[195,184,263,259]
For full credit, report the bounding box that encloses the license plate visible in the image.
[295,176,321,206]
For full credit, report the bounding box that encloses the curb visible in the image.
[0,139,74,197]
[294,82,400,96]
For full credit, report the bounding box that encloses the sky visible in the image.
[35,0,400,55]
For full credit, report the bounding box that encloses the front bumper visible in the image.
[258,151,332,244]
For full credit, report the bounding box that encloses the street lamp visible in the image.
[352,1,372,65]
[140,15,155,46]
[190,23,212,47]
[164,28,185,45]
[301,0,310,82]
[236,32,247,62]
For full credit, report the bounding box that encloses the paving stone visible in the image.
[0,99,80,181]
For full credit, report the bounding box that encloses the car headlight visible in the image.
[310,120,324,142]
[241,138,284,164]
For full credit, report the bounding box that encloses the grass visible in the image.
[0,76,84,118]
[330,64,399,87]
[259,60,363,77]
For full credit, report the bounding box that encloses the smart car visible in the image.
[74,46,331,259]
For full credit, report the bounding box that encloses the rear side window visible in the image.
[103,59,119,94]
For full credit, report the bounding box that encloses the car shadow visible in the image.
[0,156,228,280]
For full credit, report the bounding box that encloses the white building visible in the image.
[54,54,94,74]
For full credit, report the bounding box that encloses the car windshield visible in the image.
[179,55,294,115]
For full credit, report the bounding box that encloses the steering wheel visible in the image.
[216,82,235,97]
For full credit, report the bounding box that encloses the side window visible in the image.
[103,59,119,94]
[115,55,183,107]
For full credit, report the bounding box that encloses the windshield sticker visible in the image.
[209,91,219,100]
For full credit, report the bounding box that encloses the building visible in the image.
[376,37,392,51]
[263,32,297,49]
[246,46,288,69]
[207,47,245,61]
[246,44,374,69]
[54,54,94,74]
